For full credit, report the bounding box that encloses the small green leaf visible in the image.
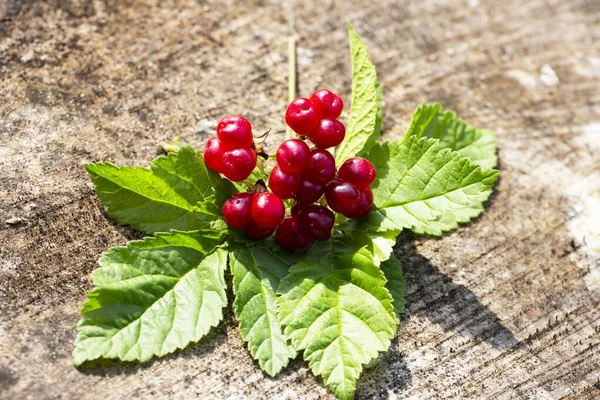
[403,103,498,235]
[277,235,397,400]
[380,254,406,322]
[228,241,298,376]
[343,229,399,265]
[335,23,381,164]
[73,230,228,366]
[85,146,235,234]
[343,136,499,234]
[403,102,497,170]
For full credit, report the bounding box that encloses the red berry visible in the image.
[245,222,275,240]
[308,118,346,149]
[303,149,336,185]
[221,148,257,182]
[338,157,376,188]
[285,98,319,136]
[222,193,254,229]
[203,137,225,172]
[295,176,325,205]
[268,165,300,200]
[251,192,285,229]
[217,115,253,150]
[344,187,374,219]
[309,89,344,119]
[297,204,335,241]
[276,139,310,174]
[325,179,361,217]
[276,215,311,250]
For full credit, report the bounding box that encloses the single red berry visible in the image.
[221,148,257,182]
[309,89,344,119]
[338,157,376,189]
[222,192,254,229]
[217,115,253,150]
[308,118,346,149]
[276,139,310,174]
[268,165,300,200]
[297,204,335,241]
[276,215,311,250]
[245,222,275,240]
[285,98,319,136]
[295,176,325,205]
[203,137,225,173]
[325,179,361,217]
[303,149,336,185]
[251,192,285,229]
[344,187,374,219]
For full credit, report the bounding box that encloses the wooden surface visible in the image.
[1,0,600,399]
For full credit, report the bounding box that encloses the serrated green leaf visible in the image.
[73,230,228,366]
[277,235,397,400]
[344,136,499,234]
[85,146,235,234]
[335,23,381,165]
[403,103,498,235]
[343,229,399,265]
[229,242,299,376]
[403,102,497,170]
[380,254,406,323]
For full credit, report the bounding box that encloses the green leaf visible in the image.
[403,102,497,169]
[344,136,499,234]
[380,254,406,322]
[277,235,397,400]
[229,241,298,376]
[343,229,399,265]
[335,23,381,165]
[403,103,498,235]
[85,146,235,234]
[73,230,228,366]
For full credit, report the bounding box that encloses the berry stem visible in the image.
[286,36,297,141]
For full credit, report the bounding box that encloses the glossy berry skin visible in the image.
[344,187,374,219]
[245,222,275,240]
[276,139,310,174]
[221,148,257,182]
[325,179,361,217]
[268,165,300,200]
[295,177,325,205]
[297,205,335,241]
[310,89,344,119]
[217,115,253,150]
[285,98,319,136]
[222,193,254,229]
[251,192,285,229]
[338,157,376,189]
[303,149,336,185]
[203,137,225,173]
[309,118,346,149]
[276,215,311,250]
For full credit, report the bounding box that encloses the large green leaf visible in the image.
[343,136,499,234]
[335,23,381,165]
[343,229,399,265]
[403,103,498,235]
[277,236,397,400]
[380,254,406,322]
[228,241,298,376]
[403,103,497,169]
[85,146,235,234]
[73,230,228,366]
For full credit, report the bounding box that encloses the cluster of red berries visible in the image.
[204,89,376,251]
[203,115,257,182]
